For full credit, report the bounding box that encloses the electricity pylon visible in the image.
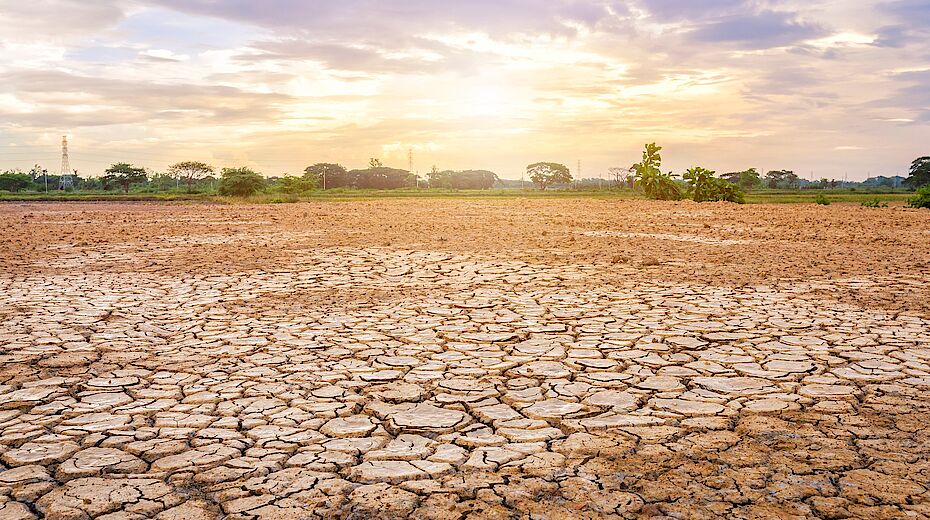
[58,136,74,190]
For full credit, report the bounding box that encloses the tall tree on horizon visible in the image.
[903,156,930,188]
[103,163,147,193]
[167,161,214,192]
[526,162,571,190]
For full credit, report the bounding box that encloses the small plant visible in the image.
[814,194,830,205]
[860,198,888,208]
[631,143,682,200]
[907,186,930,209]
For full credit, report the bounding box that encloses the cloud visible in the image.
[0,0,126,39]
[0,0,928,179]
[638,0,748,21]
[144,0,617,38]
[0,70,293,128]
[882,0,930,26]
[873,25,911,48]
[687,10,826,49]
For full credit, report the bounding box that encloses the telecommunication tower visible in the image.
[58,136,74,190]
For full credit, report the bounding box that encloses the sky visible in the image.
[0,0,927,180]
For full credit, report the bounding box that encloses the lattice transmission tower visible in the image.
[58,136,75,190]
[409,148,419,188]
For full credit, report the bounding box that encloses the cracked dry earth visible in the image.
[0,200,929,520]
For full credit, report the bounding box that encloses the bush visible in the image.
[860,198,888,208]
[684,167,744,203]
[632,143,682,200]
[219,167,265,197]
[814,194,830,205]
[275,175,316,195]
[908,186,930,209]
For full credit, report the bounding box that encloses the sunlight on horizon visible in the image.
[0,0,928,179]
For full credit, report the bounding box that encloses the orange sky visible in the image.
[0,0,927,180]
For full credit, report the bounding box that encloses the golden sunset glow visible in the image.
[0,1,928,179]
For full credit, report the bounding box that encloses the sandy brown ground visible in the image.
[0,199,928,520]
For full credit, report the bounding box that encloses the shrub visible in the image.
[683,167,744,203]
[908,186,930,209]
[219,167,265,197]
[632,143,682,200]
[276,175,316,195]
[814,194,830,205]
[860,198,888,208]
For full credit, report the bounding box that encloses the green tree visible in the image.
[764,170,800,189]
[903,156,930,189]
[369,158,383,168]
[730,168,762,191]
[631,143,682,200]
[168,161,214,193]
[303,163,347,189]
[0,171,32,192]
[526,162,571,190]
[276,175,317,194]
[348,166,414,189]
[147,173,177,192]
[427,165,451,189]
[103,163,147,193]
[721,168,762,190]
[427,169,497,189]
[218,167,265,197]
[683,167,744,203]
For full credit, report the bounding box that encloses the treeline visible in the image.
[426,169,498,189]
[302,163,500,190]
[2,154,927,196]
[303,162,415,189]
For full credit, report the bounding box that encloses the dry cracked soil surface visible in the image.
[0,199,929,520]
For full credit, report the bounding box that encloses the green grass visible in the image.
[0,187,918,205]
[0,191,212,202]
[219,188,644,203]
[744,190,913,204]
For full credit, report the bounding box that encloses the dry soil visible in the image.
[0,199,928,520]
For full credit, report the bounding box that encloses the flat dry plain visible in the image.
[0,199,929,520]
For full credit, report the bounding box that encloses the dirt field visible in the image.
[0,199,928,520]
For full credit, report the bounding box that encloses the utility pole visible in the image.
[322,165,326,190]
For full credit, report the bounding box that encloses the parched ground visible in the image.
[0,199,928,520]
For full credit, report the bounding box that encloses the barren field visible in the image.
[1,199,929,520]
